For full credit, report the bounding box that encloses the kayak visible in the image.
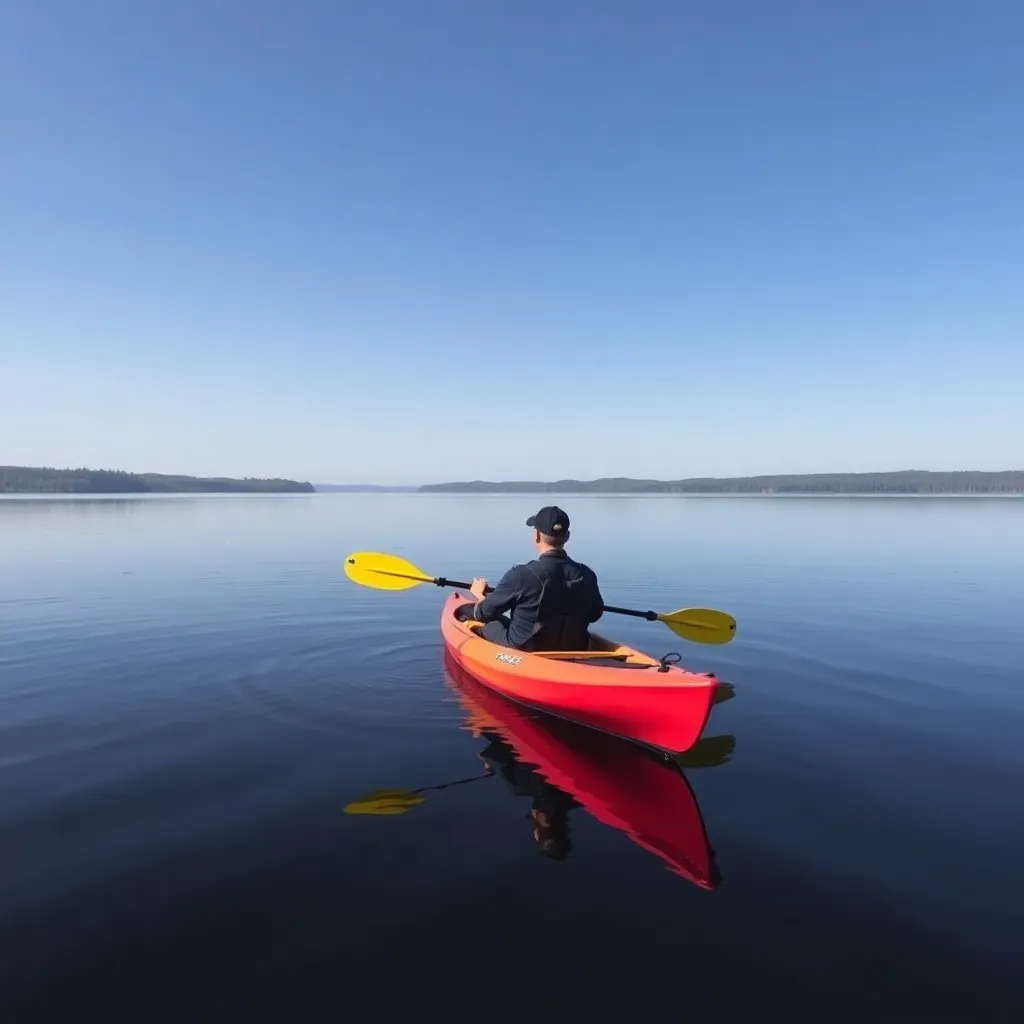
[443,651,722,888]
[440,591,722,754]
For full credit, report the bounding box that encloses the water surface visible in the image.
[1,493,1022,1021]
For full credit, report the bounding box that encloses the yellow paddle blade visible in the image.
[658,607,737,645]
[343,788,427,815]
[343,551,433,591]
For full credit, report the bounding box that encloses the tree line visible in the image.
[420,471,1024,494]
[0,466,315,494]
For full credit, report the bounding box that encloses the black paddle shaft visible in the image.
[601,604,659,621]
[433,576,657,621]
[434,575,481,591]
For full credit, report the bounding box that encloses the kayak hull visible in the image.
[439,592,720,754]
[443,651,720,887]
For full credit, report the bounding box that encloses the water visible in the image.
[1,493,1022,1021]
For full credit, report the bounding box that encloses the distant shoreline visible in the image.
[0,466,314,495]
[418,471,1024,495]
[3,467,1022,496]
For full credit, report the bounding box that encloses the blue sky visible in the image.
[3,0,1021,485]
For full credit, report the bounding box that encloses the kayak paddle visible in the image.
[343,732,738,815]
[343,770,493,815]
[343,551,737,645]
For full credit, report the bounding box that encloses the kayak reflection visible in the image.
[443,651,732,889]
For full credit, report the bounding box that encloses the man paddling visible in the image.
[459,505,605,651]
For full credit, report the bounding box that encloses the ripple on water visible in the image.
[0,602,455,776]
[211,620,459,738]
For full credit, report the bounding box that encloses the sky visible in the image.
[2,0,1022,485]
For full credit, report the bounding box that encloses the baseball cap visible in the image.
[526,505,570,535]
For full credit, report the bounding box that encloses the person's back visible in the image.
[462,505,604,651]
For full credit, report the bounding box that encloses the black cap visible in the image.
[526,505,570,535]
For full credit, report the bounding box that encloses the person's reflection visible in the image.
[477,732,578,860]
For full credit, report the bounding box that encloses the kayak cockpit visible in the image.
[460,618,657,669]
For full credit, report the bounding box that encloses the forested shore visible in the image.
[420,471,1024,494]
[0,466,315,494]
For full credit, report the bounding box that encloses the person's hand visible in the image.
[470,577,488,600]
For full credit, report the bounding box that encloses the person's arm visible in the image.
[469,566,521,621]
[587,571,605,623]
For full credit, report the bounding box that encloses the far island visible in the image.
[1,466,315,494]
[419,470,1024,495]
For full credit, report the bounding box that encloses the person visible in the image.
[458,505,604,651]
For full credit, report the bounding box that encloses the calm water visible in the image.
[1,493,1022,1021]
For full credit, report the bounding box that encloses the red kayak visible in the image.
[440,591,722,754]
[443,650,724,887]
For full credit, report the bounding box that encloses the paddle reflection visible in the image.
[442,651,733,889]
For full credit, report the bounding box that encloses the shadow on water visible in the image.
[440,651,734,888]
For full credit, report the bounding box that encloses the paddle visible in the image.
[343,551,736,645]
[343,770,492,815]
[343,733,736,815]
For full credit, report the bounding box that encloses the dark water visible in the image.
[1,493,1022,1022]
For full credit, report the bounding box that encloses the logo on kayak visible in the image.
[495,653,522,665]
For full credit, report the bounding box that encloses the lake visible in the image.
[1,493,1022,1022]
